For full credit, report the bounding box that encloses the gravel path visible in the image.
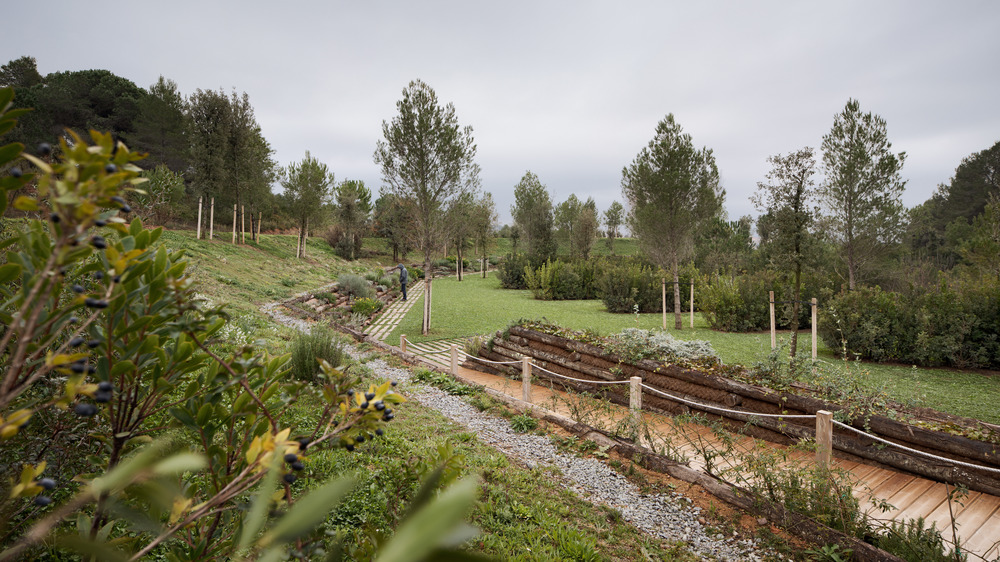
[263,303,782,561]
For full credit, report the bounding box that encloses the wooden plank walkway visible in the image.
[369,303,1000,559]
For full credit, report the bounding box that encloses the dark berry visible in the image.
[375,428,384,436]
[112,275,121,283]
[360,402,369,409]
[97,381,113,392]
[38,478,56,490]
[355,435,365,443]
[70,363,86,374]
[365,392,375,401]
[283,473,296,484]
[10,167,21,178]
[297,438,310,450]
[86,365,96,374]
[345,444,355,452]
[283,453,298,464]
[110,196,125,205]
[71,284,85,293]
[94,391,112,403]
[391,380,398,386]
[34,495,52,506]
[50,213,61,223]
[69,337,85,347]
[37,143,51,156]
[58,267,67,276]
[74,403,97,417]
[104,163,117,174]
[87,340,101,349]
[374,401,385,411]
[291,461,304,471]
[384,408,393,416]
[84,298,108,309]
[382,413,394,422]
[121,205,131,214]
[68,316,79,324]
[94,271,104,280]
[90,236,107,249]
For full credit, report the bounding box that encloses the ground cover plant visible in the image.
[387,274,1000,424]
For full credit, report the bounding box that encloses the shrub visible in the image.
[509,413,538,433]
[497,252,531,289]
[524,259,597,300]
[289,326,347,383]
[597,259,662,313]
[607,328,719,364]
[351,297,384,317]
[337,272,375,299]
[699,272,773,331]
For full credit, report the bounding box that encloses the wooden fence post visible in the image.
[209,197,214,240]
[816,410,833,468]
[662,278,667,330]
[400,334,407,354]
[521,357,532,403]
[196,197,202,239]
[295,227,301,258]
[450,345,458,375]
[811,298,818,361]
[630,376,643,431]
[257,211,262,241]
[231,204,236,244]
[241,205,245,244]
[689,279,695,329]
[769,290,776,350]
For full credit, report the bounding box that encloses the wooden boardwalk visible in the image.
[369,300,1000,559]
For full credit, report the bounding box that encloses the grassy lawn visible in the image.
[388,274,1000,424]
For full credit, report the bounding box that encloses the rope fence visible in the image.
[400,337,1000,478]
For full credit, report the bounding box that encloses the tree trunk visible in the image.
[672,256,682,330]
[422,258,432,335]
[457,244,463,281]
[790,261,801,359]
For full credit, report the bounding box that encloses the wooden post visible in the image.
[196,197,202,239]
[257,212,262,241]
[231,204,237,243]
[295,227,301,258]
[661,278,667,330]
[629,376,643,431]
[400,334,407,354]
[769,290,776,350]
[689,279,695,329]
[521,357,532,403]
[241,205,245,244]
[811,298,818,360]
[456,257,460,280]
[302,217,308,258]
[450,345,458,375]
[209,198,214,240]
[816,410,833,468]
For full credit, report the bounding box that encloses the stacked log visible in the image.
[480,325,1000,496]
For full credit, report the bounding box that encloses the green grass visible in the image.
[389,274,1000,424]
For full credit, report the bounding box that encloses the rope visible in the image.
[530,361,631,386]
[460,352,523,366]
[640,384,818,420]
[832,421,1000,475]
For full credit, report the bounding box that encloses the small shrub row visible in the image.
[819,280,1000,369]
[524,259,600,300]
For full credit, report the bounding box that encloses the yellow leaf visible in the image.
[169,497,193,525]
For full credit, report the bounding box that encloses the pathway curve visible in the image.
[367,279,425,342]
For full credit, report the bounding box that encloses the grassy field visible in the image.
[388,274,1000,424]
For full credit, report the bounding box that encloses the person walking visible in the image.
[397,263,408,301]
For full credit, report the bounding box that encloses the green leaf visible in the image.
[0,263,20,285]
[152,452,206,476]
[258,476,357,548]
[0,87,12,108]
[12,195,37,211]
[111,360,136,378]
[0,142,23,164]
[375,477,480,562]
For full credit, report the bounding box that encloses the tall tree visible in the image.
[555,194,582,256]
[471,192,498,278]
[573,202,599,259]
[374,79,480,334]
[603,200,624,254]
[819,99,906,290]
[511,171,556,264]
[0,56,43,89]
[445,191,476,280]
[622,114,723,329]
[333,179,372,260]
[373,192,414,263]
[133,76,189,172]
[694,215,754,276]
[752,147,817,358]
[281,151,334,258]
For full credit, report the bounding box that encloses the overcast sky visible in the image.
[5,1,999,226]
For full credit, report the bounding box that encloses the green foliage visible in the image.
[524,259,599,301]
[132,164,185,225]
[289,326,346,383]
[509,413,538,433]
[607,328,718,365]
[819,281,1000,368]
[412,369,476,396]
[875,517,962,562]
[511,171,556,263]
[496,252,531,289]
[337,272,375,299]
[598,258,663,313]
[351,297,383,316]
[804,543,852,562]
[699,273,773,331]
